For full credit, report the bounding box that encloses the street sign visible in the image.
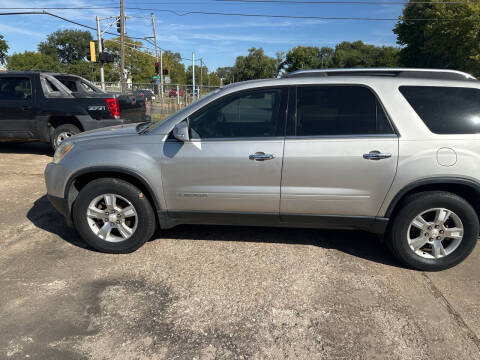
[152,75,160,80]
[155,79,160,85]
[164,76,171,84]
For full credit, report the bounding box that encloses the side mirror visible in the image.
[173,119,190,142]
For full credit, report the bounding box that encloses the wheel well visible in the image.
[67,171,159,214]
[49,116,84,133]
[387,182,480,221]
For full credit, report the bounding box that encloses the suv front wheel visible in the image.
[73,178,156,253]
[388,191,478,271]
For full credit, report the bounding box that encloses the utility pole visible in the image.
[120,0,126,94]
[151,13,160,100]
[96,16,105,90]
[200,57,203,96]
[192,52,195,101]
[160,48,163,99]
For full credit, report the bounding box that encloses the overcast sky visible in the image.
[0,0,404,71]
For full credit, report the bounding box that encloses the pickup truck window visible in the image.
[80,81,97,93]
[0,77,32,100]
[40,75,73,99]
[61,80,78,92]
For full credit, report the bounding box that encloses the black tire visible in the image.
[73,178,156,253]
[387,191,478,271]
[51,124,80,150]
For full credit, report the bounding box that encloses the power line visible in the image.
[126,8,480,21]
[0,0,472,9]
[107,38,201,67]
[0,7,120,10]
[215,0,472,4]
[0,9,476,23]
[0,11,147,40]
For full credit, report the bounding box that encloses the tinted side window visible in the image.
[296,86,393,136]
[400,86,480,134]
[80,81,98,93]
[0,77,32,100]
[189,89,284,139]
[64,80,78,92]
[55,77,78,92]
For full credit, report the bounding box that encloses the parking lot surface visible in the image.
[1,142,479,360]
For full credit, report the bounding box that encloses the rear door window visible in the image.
[400,86,480,134]
[0,77,32,100]
[295,86,394,136]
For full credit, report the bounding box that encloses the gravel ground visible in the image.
[1,142,479,360]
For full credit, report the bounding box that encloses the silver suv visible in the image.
[45,68,480,271]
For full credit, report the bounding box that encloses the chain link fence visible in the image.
[93,82,221,119]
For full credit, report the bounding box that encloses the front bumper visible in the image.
[44,162,73,226]
[47,194,69,218]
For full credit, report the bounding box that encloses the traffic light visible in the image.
[162,69,168,75]
[155,62,159,75]
[99,52,115,63]
[89,41,96,62]
[116,17,121,33]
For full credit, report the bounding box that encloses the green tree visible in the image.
[215,66,234,84]
[7,51,61,71]
[333,41,399,68]
[232,47,277,81]
[65,61,96,81]
[281,46,322,73]
[104,37,155,83]
[319,46,335,68]
[0,34,8,65]
[276,42,397,74]
[162,50,186,84]
[38,29,93,64]
[207,72,221,87]
[394,0,480,75]
[186,64,210,86]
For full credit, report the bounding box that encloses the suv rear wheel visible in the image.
[73,178,156,253]
[388,191,478,271]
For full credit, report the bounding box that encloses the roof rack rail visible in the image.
[285,68,477,81]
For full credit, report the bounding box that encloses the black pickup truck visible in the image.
[0,71,147,149]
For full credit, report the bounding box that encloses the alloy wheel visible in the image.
[407,207,464,259]
[86,193,138,242]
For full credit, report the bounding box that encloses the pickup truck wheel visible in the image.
[51,124,80,150]
[388,191,478,271]
[72,178,156,253]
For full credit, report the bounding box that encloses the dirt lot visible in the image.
[1,142,479,360]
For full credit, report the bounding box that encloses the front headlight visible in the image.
[53,142,74,164]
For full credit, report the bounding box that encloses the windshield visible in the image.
[142,88,222,133]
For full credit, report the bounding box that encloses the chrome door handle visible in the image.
[249,152,275,161]
[363,150,392,160]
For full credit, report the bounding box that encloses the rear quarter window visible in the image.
[400,86,480,134]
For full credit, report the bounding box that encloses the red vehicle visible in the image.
[169,88,184,98]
